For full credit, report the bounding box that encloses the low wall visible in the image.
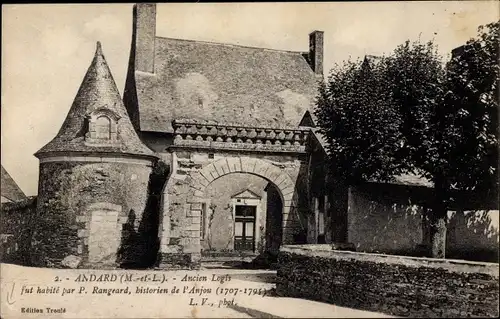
[0,197,37,265]
[276,245,499,318]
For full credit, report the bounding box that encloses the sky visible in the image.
[1,2,499,196]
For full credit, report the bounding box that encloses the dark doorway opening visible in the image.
[234,205,256,252]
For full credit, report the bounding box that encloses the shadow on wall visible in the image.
[117,161,169,269]
[348,187,424,257]
[349,185,500,263]
[289,160,309,245]
[447,210,499,263]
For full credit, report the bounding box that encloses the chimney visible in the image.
[133,3,156,73]
[451,45,466,59]
[308,30,324,77]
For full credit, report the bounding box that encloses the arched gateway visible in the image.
[156,120,310,268]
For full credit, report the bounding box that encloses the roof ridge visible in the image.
[156,35,304,55]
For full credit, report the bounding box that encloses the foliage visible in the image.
[439,22,499,194]
[315,21,499,195]
[314,60,404,185]
[314,21,499,257]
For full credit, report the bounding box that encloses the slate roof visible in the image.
[1,165,26,202]
[310,128,329,155]
[1,196,36,211]
[299,110,318,128]
[134,37,320,133]
[390,174,433,188]
[36,42,155,159]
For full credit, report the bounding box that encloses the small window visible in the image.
[95,116,111,139]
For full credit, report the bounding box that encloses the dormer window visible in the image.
[85,107,120,146]
[95,116,111,139]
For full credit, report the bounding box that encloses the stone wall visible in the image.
[277,245,499,318]
[348,187,424,255]
[348,185,500,262]
[0,197,37,265]
[446,210,499,262]
[33,160,154,268]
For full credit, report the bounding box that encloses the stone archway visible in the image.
[158,155,300,266]
[187,157,298,253]
[158,153,301,268]
[188,157,297,213]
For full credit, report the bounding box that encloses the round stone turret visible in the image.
[33,42,157,268]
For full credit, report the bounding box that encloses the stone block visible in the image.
[284,199,295,207]
[254,161,270,177]
[283,193,294,202]
[180,237,201,253]
[208,165,220,180]
[185,223,201,231]
[190,203,203,210]
[187,210,201,218]
[191,172,209,187]
[191,153,208,164]
[191,189,205,198]
[76,215,90,223]
[188,216,201,225]
[279,179,294,192]
[240,156,256,172]
[103,214,118,222]
[77,229,89,238]
[213,159,230,176]
[282,186,295,197]
[92,215,103,222]
[226,157,242,172]
[61,255,82,269]
[199,170,214,184]
[274,173,289,187]
[160,244,182,254]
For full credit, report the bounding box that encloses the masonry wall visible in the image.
[0,197,37,265]
[33,161,153,268]
[348,185,500,262]
[348,186,424,256]
[445,210,499,262]
[277,245,499,318]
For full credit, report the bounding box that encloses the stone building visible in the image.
[30,3,321,268]
[1,165,26,204]
[27,3,498,268]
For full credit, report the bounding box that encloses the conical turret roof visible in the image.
[35,42,155,159]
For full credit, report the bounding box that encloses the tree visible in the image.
[315,21,499,259]
[314,59,405,186]
[422,22,499,258]
[382,40,448,258]
[442,22,499,195]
